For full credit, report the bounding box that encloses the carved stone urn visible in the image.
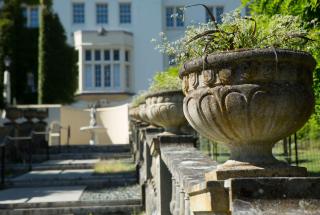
[179,48,316,179]
[139,103,152,125]
[145,90,187,135]
[129,106,142,122]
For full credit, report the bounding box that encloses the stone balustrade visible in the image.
[130,119,320,215]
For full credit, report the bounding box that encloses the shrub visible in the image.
[148,67,181,93]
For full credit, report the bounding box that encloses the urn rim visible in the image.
[145,90,183,99]
[179,48,316,79]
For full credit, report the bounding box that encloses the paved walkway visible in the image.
[0,186,85,204]
[0,144,142,215]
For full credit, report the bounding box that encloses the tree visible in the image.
[38,0,77,104]
[0,0,25,107]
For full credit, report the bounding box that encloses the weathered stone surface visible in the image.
[146,90,187,135]
[180,48,316,177]
[228,177,320,214]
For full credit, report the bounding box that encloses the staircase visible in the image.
[0,144,142,215]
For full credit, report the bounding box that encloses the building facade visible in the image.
[29,0,243,106]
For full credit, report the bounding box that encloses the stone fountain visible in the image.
[80,105,106,145]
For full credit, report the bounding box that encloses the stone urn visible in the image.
[34,108,48,121]
[139,103,152,125]
[5,107,22,122]
[179,48,316,179]
[23,108,37,122]
[145,90,187,135]
[129,106,142,122]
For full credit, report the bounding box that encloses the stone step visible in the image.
[32,152,132,161]
[0,204,142,215]
[6,172,137,188]
[0,185,142,215]
[49,144,131,154]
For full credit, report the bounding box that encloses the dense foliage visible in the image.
[0,0,38,106]
[38,0,77,104]
[241,0,320,141]
[148,67,181,93]
[154,11,318,65]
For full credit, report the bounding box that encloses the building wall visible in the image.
[52,0,241,95]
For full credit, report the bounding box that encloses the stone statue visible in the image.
[89,105,97,127]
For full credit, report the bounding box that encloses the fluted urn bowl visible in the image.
[180,49,316,170]
[145,90,187,135]
[129,106,142,122]
[139,103,151,124]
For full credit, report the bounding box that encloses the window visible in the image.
[166,7,174,27]
[95,65,101,87]
[83,49,131,90]
[125,65,130,88]
[30,7,39,27]
[96,3,108,24]
[85,65,92,88]
[206,6,224,24]
[113,64,120,87]
[119,3,131,24]
[104,50,110,61]
[166,7,184,28]
[104,65,111,87]
[85,50,92,61]
[94,50,101,61]
[125,51,130,62]
[73,3,85,24]
[245,6,251,16]
[113,50,120,61]
[22,6,39,28]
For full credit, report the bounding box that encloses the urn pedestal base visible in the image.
[205,164,307,181]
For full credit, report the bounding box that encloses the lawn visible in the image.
[94,159,136,174]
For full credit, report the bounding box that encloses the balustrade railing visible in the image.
[130,118,320,215]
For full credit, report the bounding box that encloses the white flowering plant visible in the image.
[153,5,319,65]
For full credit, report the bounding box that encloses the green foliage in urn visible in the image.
[148,67,181,93]
[131,91,148,107]
[154,10,319,66]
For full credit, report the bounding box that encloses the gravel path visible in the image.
[80,184,141,201]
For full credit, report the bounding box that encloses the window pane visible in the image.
[22,7,27,26]
[104,65,111,87]
[85,50,91,61]
[113,64,120,88]
[113,50,120,61]
[73,3,85,24]
[125,65,130,88]
[30,7,39,28]
[95,65,101,87]
[96,3,108,24]
[104,50,110,61]
[94,50,101,61]
[85,65,92,88]
[119,3,131,24]
[166,7,174,27]
[176,7,184,27]
[125,50,129,62]
[205,7,214,23]
[216,7,224,24]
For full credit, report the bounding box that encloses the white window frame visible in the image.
[72,2,85,24]
[165,6,184,28]
[205,6,224,24]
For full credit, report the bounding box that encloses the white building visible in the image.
[27,0,243,106]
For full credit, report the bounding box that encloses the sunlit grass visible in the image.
[94,159,136,174]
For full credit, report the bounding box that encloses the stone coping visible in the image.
[161,145,218,193]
